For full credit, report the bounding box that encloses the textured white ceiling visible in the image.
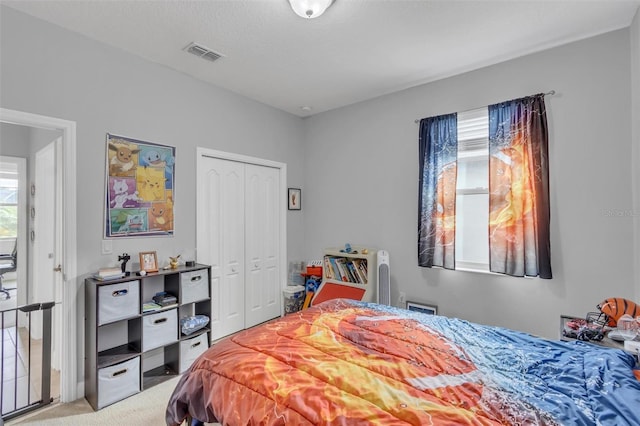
[3,0,639,117]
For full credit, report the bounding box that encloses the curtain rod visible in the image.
[413,90,556,124]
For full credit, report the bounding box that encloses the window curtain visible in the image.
[418,113,457,269]
[488,94,552,278]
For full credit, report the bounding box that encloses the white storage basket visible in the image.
[142,308,178,351]
[179,332,209,373]
[97,357,140,409]
[97,280,139,326]
[180,269,209,304]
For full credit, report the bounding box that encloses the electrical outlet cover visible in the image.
[624,339,640,353]
[102,239,113,255]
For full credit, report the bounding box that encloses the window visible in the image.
[0,163,19,238]
[419,94,551,278]
[455,108,489,271]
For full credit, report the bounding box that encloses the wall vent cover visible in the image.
[184,42,224,63]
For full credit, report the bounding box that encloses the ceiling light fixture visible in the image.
[288,0,335,19]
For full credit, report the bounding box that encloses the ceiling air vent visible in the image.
[184,42,224,63]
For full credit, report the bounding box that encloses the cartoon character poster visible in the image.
[105,133,175,237]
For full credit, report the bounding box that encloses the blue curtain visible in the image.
[418,113,457,269]
[488,94,552,278]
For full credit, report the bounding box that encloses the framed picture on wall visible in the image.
[104,133,176,238]
[406,301,437,315]
[288,188,301,210]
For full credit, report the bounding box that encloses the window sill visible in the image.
[433,264,534,279]
[454,261,491,275]
[455,265,497,276]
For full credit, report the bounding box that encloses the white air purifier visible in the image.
[377,250,390,305]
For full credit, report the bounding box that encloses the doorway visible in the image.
[0,108,78,404]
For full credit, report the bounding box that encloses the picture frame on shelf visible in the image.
[288,188,301,210]
[406,301,437,315]
[139,251,158,272]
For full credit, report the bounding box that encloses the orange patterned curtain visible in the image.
[418,114,458,269]
[488,94,552,278]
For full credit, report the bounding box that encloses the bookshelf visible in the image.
[84,264,211,410]
[311,246,377,306]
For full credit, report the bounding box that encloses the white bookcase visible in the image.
[312,246,377,306]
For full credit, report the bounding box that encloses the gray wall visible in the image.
[0,5,307,271]
[632,9,640,303]
[0,122,30,158]
[0,123,29,266]
[303,29,636,339]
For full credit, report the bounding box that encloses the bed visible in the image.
[166,298,640,425]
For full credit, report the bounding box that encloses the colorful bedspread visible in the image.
[166,299,640,425]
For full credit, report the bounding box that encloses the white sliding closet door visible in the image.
[245,164,280,328]
[200,157,245,339]
[198,150,285,341]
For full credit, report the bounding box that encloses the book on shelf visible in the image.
[352,259,368,284]
[323,257,334,279]
[96,267,122,276]
[92,268,125,281]
[340,258,357,283]
[142,301,162,313]
[328,257,341,281]
[334,258,350,282]
[346,261,362,284]
[356,259,368,284]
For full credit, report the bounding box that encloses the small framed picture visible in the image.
[406,301,437,315]
[288,188,301,210]
[139,251,158,273]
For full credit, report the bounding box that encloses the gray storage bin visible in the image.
[97,357,140,409]
[283,285,306,314]
[180,269,209,304]
[142,308,178,351]
[179,332,209,373]
[97,280,140,326]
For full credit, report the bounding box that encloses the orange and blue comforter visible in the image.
[166,299,640,425]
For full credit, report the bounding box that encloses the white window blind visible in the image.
[455,108,489,271]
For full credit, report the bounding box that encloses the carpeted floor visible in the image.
[6,376,217,426]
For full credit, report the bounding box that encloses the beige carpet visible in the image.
[6,376,217,426]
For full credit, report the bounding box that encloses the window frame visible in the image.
[0,167,20,239]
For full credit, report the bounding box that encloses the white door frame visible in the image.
[196,148,287,320]
[0,108,78,402]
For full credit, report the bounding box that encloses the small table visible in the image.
[560,315,638,365]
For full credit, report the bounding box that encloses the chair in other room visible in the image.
[0,240,17,299]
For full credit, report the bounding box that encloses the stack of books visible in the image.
[142,301,162,313]
[93,267,125,281]
[323,256,368,284]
